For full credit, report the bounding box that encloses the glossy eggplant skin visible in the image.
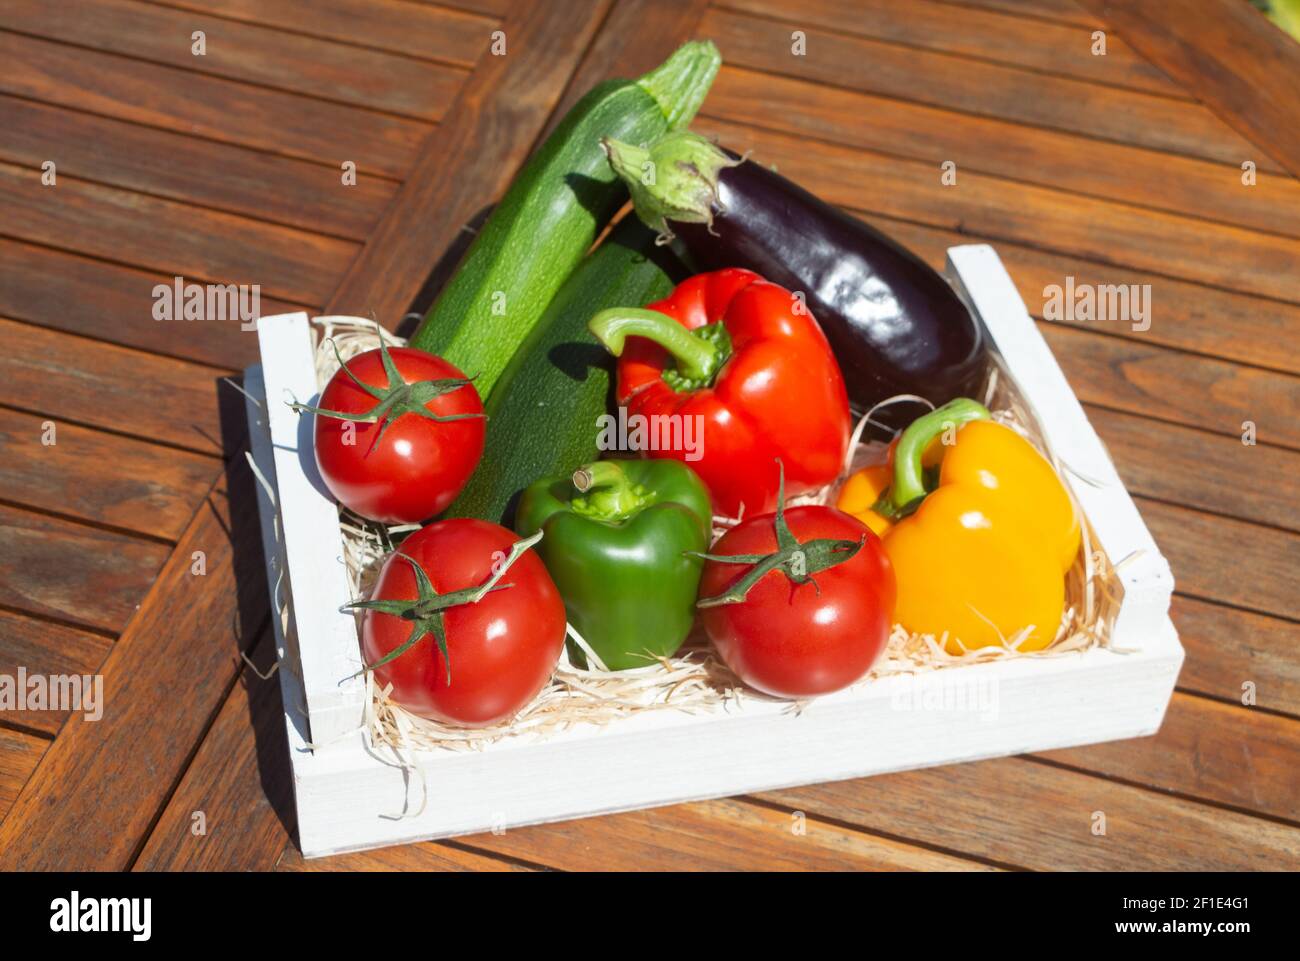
[674,158,987,423]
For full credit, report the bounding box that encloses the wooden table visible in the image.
[0,0,1296,871]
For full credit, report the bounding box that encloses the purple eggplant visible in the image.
[603,132,987,424]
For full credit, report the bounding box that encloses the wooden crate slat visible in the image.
[759,756,1300,870]
[0,95,397,241]
[1173,597,1300,717]
[0,407,217,540]
[705,66,1300,240]
[323,0,612,321]
[155,0,497,65]
[0,0,467,122]
[0,162,357,307]
[954,0,1102,26]
[1040,692,1300,822]
[720,0,1185,96]
[1078,0,1300,179]
[0,239,294,370]
[699,7,1275,171]
[0,504,171,634]
[276,841,529,872]
[0,318,237,455]
[0,729,46,822]
[0,459,267,871]
[0,31,431,179]
[695,117,1300,304]
[0,610,111,736]
[459,797,996,871]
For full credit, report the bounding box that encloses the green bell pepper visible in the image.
[515,458,711,671]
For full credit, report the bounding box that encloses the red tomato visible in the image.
[312,346,484,524]
[360,519,567,727]
[699,506,895,698]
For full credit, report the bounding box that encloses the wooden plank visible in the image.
[0,95,396,240]
[1141,499,1298,620]
[0,318,235,455]
[705,66,1300,240]
[132,628,295,871]
[540,0,713,138]
[0,729,46,822]
[699,7,1276,171]
[462,797,992,870]
[0,408,215,539]
[759,757,1300,869]
[1086,406,1300,532]
[0,0,466,121]
[325,0,611,320]
[1079,0,1300,178]
[0,504,170,634]
[719,0,1185,96]
[0,31,431,178]
[150,0,497,64]
[941,0,1102,27]
[0,610,110,736]
[1173,597,1300,716]
[0,239,290,370]
[0,162,355,307]
[860,215,1300,375]
[1040,324,1300,450]
[0,459,268,871]
[694,117,1300,303]
[277,843,530,872]
[1039,693,1300,822]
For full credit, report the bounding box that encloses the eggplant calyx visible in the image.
[602,131,742,242]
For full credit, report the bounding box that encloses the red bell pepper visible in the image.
[588,268,850,517]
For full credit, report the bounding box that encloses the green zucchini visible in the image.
[409,41,720,399]
[446,216,686,524]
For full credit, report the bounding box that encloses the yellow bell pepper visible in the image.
[841,398,1080,653]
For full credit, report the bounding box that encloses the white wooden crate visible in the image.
[244,244,1181,859]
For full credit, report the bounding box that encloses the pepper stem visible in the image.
[588,308,721,384]
[891,398,991,512]
[572,461,648,521]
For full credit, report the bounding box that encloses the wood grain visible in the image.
[462,797,993,870]
[0,459,268,871]
[0,95,396,240]
[0,318,236,455]
[941,0,1101,27]
[0,162,355,306]
[1039,693,1300,822]
[0,239,293,370]
[277,841,529,872]
[0,0,467,121]
[721,0,1185,96]
[0,504,170,633]
[0,31,431,178]
[0,729,45,822]
[695,117,1300,304]
[705,66,1300,239]
[0,407,217,539]
[759,757,1300,869]
[1079,0,1300,178]
[150,0,497,64]
[0,610,111,736]
[700,7,1274,170]
[324,0,611,321]
[1173,596,1300,716]
[1141,499,1299,620]
[1086,405,1299,531]
[1040,324,1300,449]
[132,628,295,871]
[858,214,1300,375]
